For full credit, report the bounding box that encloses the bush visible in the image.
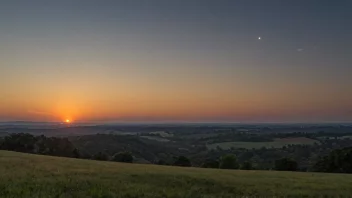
[112,152,133,163]
[92,152,109,161]
[72,148,80,158]
[173,156,191,167]
[219,154,239,169]
[157,159,167,165]
[201,159,219,168]
[275,158,298,171]
[241,161,253,170]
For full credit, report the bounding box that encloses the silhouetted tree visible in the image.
[201,159,219,168]
[72,148,80,158]
[313,147,352,173]
[112,152,133,163]
[241,161,253,170]
[173,156,191,167]
[219,154,239,169]
[157,159,167,165]
[92,152,109,161]
[1,133,78,158]
[275,158,298,171]
[1,133,36,153]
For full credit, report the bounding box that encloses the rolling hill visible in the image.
[1,150,352,197]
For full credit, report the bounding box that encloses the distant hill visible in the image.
[1,150,352,197]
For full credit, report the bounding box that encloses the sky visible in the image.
[0,0,351,123]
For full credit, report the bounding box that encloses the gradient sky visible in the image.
[1,0,351,123]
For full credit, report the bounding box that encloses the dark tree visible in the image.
[313,147,352,173]
[275,158,298,171]
[112,152,133,163]
[92,152,109,161]
[219,154,239,169]
[173,156,191,167]
[79,151,92,159]
[0,133,78,158]
[241,161,253,170]
[157,159,167,165]
[72,148,80,158]
[1,133,37,153]
[201,159,219,168]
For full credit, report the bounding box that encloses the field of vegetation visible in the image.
[1,150,352,197]
[317,135,352,140]
[207,137,319,150]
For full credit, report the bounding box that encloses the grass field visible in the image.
[317,135,352,140]
[140,136,170,142]
[1,150,352,197]
[207,137,320,150]
[149,131,174,138]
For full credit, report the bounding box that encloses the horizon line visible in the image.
[0,120,351,125]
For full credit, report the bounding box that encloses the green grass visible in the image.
[207,137,320,150]
[1,150,352,197]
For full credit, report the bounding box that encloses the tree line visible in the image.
[1,133,352,173]
[0,133,133,163]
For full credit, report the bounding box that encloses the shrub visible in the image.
[92,152,109,161]
[219,154,239,169]
[173,156,191,167]
[112,152,133,163]
[241,161,253,170]
[275,158,298,171]
[201,159,219,168]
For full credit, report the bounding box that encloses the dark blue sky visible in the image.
[0,0,351,122]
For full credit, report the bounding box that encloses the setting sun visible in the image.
[65,119,71,123]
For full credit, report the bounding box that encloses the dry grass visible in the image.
[1,150,352,197]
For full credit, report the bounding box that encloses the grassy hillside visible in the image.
[1,151,352,197]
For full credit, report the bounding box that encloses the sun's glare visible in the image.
[65,119,71,123]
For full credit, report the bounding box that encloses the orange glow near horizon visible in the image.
[0,65,351,123]
[0,90,350,123]
[0,1,351,123]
